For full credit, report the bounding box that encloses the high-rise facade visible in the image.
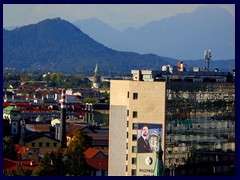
[108,80,166,176]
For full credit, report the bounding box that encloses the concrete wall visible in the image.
[108,105,127,176]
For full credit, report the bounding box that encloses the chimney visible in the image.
[60,89,67,148]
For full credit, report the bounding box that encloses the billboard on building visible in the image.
[137,123,164,176]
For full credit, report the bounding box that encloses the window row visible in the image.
[31,142,58,147]
[127,110,138,118]
[126,166,137,176]
[127,92,138,100]
[127,122,137,130]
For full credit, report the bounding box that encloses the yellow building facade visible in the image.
[108,80,166,176]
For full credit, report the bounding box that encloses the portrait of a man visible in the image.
[137,124,152,153]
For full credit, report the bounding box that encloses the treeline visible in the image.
[4,73,91,89]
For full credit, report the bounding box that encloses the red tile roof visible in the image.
[25,124,51,133]
[84,148,108,167]
[15,102,31,106]
[3,158,17,170]
[85,158,108,171]
[84,148,104,158]
[3,158,40,172]
[66,123,85,136]
[15,145,32,160]
[38,148,59,157]
[87,133,109,141]
[3,102,11,108]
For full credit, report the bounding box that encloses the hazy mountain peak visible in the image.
[73,18,119,32]
[123,26,136,33]
[73,5,234,60]
[193,5,234,17]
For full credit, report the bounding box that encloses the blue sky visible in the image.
[3,4,235,31]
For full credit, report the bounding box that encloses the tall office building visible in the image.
[108,79,166,176]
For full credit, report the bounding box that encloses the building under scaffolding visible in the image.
[165,119,235,167]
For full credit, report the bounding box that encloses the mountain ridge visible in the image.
[73,5,235,60]
[3,18,174,75]
[3,18,234,75]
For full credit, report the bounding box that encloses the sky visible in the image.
[3,4,235,31]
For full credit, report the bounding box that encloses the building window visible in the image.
[32,143,35,147]
[132,123,137,129]
[13,128,16,133]
[53,143,57,147]
[39,143,43,147]
[132,169,136,176]
[132,158,137,164]
[46,142,50,147]
[127,132,128,138]
[126,154,128,160]
[132,146,137,153]
[127,121,129,127]
[127,110,129,117]
[133,111,138,118]
[127,91,129,98]
[126,143,128,150]
[126,165,128,172]
[132,134,137,141]
[133,93,138,100]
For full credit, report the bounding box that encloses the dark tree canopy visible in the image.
[3,136,18,160]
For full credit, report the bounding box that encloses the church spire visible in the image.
[94,63,98,73]
[92,63,101,89]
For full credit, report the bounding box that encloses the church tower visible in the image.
[92,63,101,88]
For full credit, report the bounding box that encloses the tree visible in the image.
[70,128,92,151]
[83,98,97,104]
[32,148,66,176]
[4,170,15,176]
[100,91,110,100]
[15,163,32,176]
[64,143,87,176]
[64,129,92,176]
[4,163,32,176]
[49,148,66,176]
[31,166,45,176]
[3,136,18,160]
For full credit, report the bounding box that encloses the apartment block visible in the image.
[108,80,166,176]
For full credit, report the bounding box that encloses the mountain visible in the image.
[3,26,20,30]
[73,18,121,46]
[3,18,176,75]
[73,5,235,60]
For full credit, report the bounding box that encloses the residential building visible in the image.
[84,147,108,176]
[3,106,22,135]
[23,134,61,153]
[108,80,166,176]
[66,123,108,149]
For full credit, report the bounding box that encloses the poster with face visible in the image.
[136,123,163,176]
